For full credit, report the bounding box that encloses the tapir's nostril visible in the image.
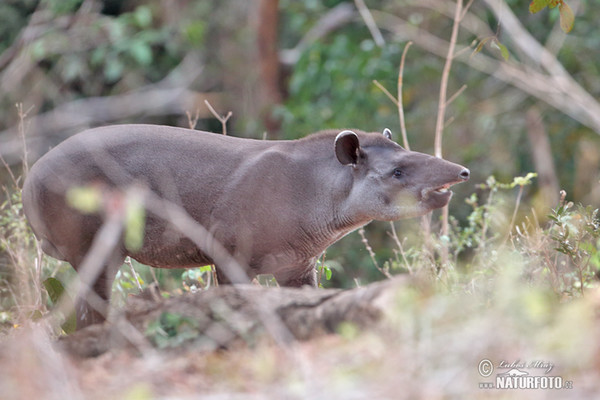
[459,168,470,181]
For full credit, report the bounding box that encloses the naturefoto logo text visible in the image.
[478,359,573,390]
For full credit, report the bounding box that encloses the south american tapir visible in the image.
[22,125,470,329]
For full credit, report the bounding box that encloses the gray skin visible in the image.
[22,124,469,329]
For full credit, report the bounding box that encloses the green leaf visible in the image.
[124,197,145,252]
[559,1,574,33]
[498,42,509,61]
[255,274,279,287]
[492,39,510,61]
[43,277,77,334]
[129,41,153,66]
[145,312,200,348]
[325,266,332,281]
[66,186,102,214]
[199,265,213,273]
[104,57,124,82]
[548,0,561,9]
[184,22,206,45]
[43,277,65,304]
[530,0,549,13]
[133,6,152,28]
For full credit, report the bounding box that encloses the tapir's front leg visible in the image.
[299,267,318,287]
[277,260,318,287]
[73,250,125,329]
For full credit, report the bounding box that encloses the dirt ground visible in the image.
[2,278,600,399]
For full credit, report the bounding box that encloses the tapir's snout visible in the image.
[413,157,470,213]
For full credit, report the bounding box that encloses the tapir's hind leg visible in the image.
[72,250,125,330]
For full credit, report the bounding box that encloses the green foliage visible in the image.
[44,0,83,15]
[42,277,77,333]
[547,203,600,294]
[276,33,405,138]
[474,36,510,61]
[182,265,216,291]
[1,181,74,332]
[145,311,201,349]
[113,268,144,302]
[529,0,574,33]
[361,170,599,299]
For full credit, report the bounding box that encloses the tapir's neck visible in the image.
[284,135,372,253]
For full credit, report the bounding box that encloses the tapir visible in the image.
[22,125,469,328]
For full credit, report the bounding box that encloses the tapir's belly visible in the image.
[128,226,214,269]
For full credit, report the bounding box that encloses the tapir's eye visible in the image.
[393,168,403,178]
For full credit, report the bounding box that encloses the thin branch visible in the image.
[433,0,464,269]
[0,156,18,188]
[124,257,143,291]
[388,222,412,274]
[354,0,385,47]
[358,227,392,279]
[434,0,463,159]
[460,0,476,21]
[373,80,399,106]
[378,5,600,135]
[186,108,201,130]
[445,84,467,107]
[503,185,525,245]
[398,41,413,150]
[204,99,232,136]
[16,103,33,177]
[443,116,456,129]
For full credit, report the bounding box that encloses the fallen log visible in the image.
[60,276,410,358]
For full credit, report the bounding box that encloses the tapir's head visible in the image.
[334,128,469,221]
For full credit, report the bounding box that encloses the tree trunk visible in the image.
[256,0,283,134]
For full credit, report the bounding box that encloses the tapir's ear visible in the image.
[335,130,360,166]
[382,128,392,140]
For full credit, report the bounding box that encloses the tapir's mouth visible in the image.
[433,183,452,194]
[420,180,463,209]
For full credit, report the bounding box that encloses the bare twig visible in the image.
[371,41,412,149]
[186,108,201,130]
[204,99,232,136]
[373,80,399,106]
[354,0,385,47]
[388,222,412,274]
[0,156,18,188]
[434,0,463,159]
[445,84,467,107]
[124,257,143,291]
[398,41,413,150]
[16,103,34,177]
[371,8,600,136]
[460,0,476,21]
[433,0,464,269]
[526,107,559,207]
[503,185,524,245]
[358,227,392,279]
[443,116,456,129]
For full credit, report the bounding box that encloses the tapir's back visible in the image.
[27,124,265,190]
[22,124,271,263]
